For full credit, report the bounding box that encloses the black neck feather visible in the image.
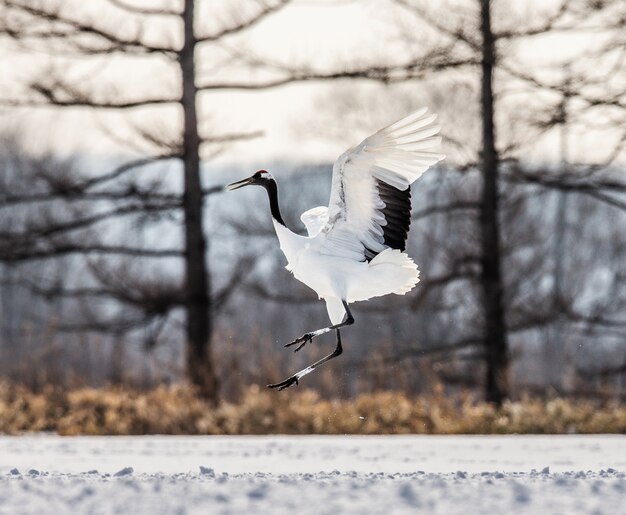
[264,179,285,226]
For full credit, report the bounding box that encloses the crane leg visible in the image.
[284,300,354,352]
[267,329,344,390]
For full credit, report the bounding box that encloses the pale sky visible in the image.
[0,0,623,167]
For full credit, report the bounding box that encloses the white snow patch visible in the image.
[0,435,623,514]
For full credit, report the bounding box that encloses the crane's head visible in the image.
[226,170,274,191]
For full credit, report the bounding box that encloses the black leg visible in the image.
[268,328,344,390]
[285,301,354,352]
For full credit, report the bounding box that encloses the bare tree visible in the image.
[476,0,508,404]
[0,0,300,400]
[371,0,626,403]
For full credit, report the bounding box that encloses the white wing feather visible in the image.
[300,206,329,237]
[321,108,444,260]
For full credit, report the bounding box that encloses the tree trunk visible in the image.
[179,0,218,401]
[479,0,509,405]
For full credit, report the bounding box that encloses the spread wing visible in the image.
[300,206,329,237]
[321,108,444,261]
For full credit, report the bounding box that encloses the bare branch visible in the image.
[578,361,626,379]
[585,189,626,212]
[0,202,180,242]
[0,276,121,303]
[505,169,626,193]
[412,201,479,220]
[410,270,478,310]
[494,0,573,39]
[0,188,180,207]
[81,155,180,189]
[3,0,176,56]
[203,185,225,197]
[0,155,182,209]
[201,130,264,144]
[198,57,477,91]
[499,64,626,111]
[503,168,626,212]
[7,80,178,109]
[1,244,182,262]
[212,255,258,311]
[55,315,152,334]
[106,0,180,16]
[87,262,184,314]
[566,309,626,329]
[393,0,481,50]
[197,0,291,43]
[244,281,317,304]
[129,122,183,155]
[377,337,484,365]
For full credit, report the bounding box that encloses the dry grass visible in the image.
[0,381,624,435]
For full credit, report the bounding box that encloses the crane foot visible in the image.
[285,333,314,352]
[267,376,299,391]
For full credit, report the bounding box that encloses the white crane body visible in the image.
[227,108,444,389]
[274,219,419,324]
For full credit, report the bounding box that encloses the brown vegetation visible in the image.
[0,382,624,436]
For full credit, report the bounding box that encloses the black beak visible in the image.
[226,177,253,191]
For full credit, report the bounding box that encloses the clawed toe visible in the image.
[293,341,308,352]
[267,376,299,391]
[285,333,313,352]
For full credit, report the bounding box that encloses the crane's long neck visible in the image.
[265,179,286,227]
[265,178,303,266]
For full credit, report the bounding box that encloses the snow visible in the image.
[0,435,624,514]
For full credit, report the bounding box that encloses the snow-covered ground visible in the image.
[0,435,624,514]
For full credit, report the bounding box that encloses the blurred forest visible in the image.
[0,0,624,407]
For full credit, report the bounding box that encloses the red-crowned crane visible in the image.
[227,108,444,390]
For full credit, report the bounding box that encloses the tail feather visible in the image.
[370,248,420,295]
[347,248,420,302]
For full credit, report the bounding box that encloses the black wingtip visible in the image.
[377,179,411,252]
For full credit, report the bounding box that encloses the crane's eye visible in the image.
[253,170,270,180]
